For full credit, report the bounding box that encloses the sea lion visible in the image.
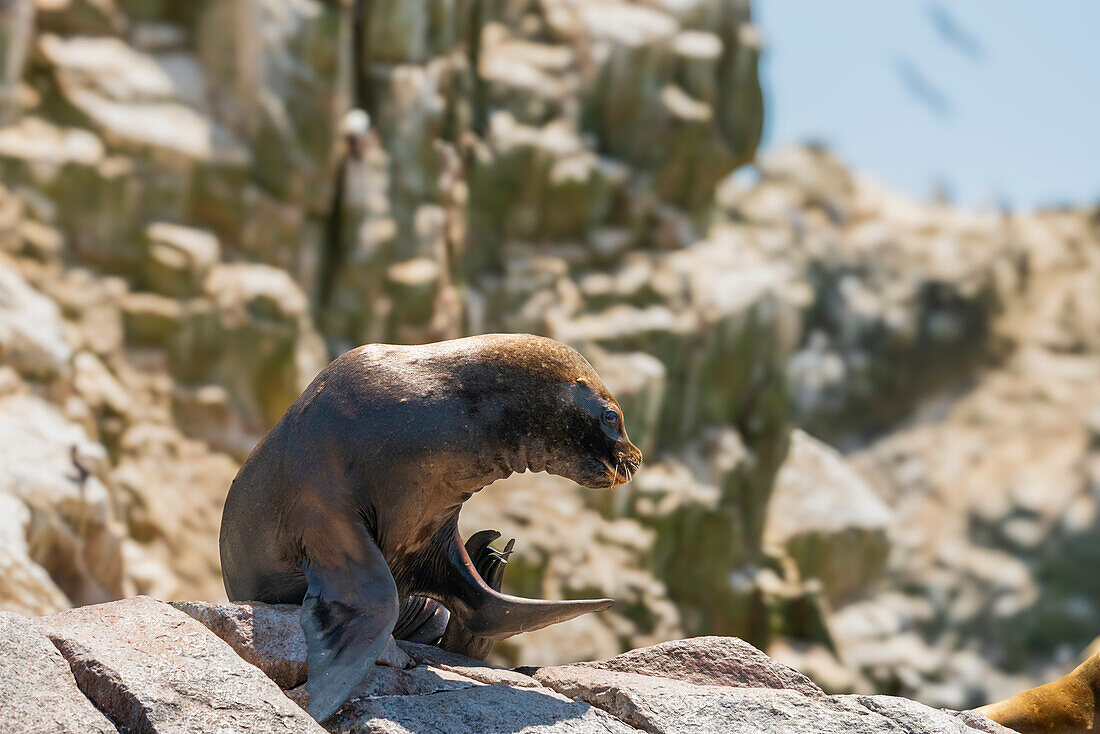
[219,334,643,721]
[977,652,1100,733]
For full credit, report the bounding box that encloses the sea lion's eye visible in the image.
[601,408,619,427]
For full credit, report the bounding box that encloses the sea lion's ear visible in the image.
[576,377,588,386]
[300,532,399,722]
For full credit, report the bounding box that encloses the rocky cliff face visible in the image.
[0,0,777,663]
[0,596,1013,733]
[825,208,1100,708]
[0,0,1099,716]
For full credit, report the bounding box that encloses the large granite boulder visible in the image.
[169,599,310,689]
[536,665,1002,734]
[0,611,117,734]
[764,429,892,605]
[62,598,1007,730]
[0,263,72,377]
[563,635,824,695]
[9,597,1008,733]
[37,596,326,733]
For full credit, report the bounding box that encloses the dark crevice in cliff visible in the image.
[314,0,370,330]
[350,0,373,115]
[315,152,349,318]
[466,0,487,138]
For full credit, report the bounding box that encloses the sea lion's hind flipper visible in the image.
[464,529,514,587]
[445,529,613,641]
[393,595,450,645]
[466,594,613,639]
[484,538,515,588]
[439,530,513,659]
[300,535,398,723]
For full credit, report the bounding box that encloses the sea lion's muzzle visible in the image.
[608,444,643,487]
[580,441,642,488]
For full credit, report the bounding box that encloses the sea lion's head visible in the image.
[467,334,643,489]
[549,371,644,489]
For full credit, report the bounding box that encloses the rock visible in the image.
[359,0,462,66]
[378,635,415,669]
[170,600,308,689]
[112,423,237,603]
[467,112,622,251]
[1,594,1018,734]
[0,611,117,734]
[0,115,105,170]
[833,206,1100,704]
[399,639,544,689]
[949,709,1018,734]
[0,262,72,376]
[38,595,326,733]
[764,430,892,604]
[326,682,636,734]
[199,262,326,429]
[559,635,823,696]
[289,664,484,714]
[195,0,340,211]
[39,34,248,164]
[0,0,33,124]
[32,0,126,36]
[0,493,70,616]
[0,393,124,606]
[142,222,220,297]
[121,291,183,345]
[385,256,440,334]
[73,350,132,419]
[479,24,576,123]
[535,664,1001,733]
[844,697,1016,734]
[0,119,136,271]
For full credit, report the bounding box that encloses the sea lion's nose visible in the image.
[617,445,643,475]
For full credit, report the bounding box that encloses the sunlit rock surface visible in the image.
[0,598,1012,733]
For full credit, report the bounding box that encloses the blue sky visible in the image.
[754,1,1100,209]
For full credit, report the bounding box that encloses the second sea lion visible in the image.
[978,652,1100,733]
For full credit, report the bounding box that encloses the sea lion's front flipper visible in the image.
[443,529,613,640]
[300,531,398,723]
